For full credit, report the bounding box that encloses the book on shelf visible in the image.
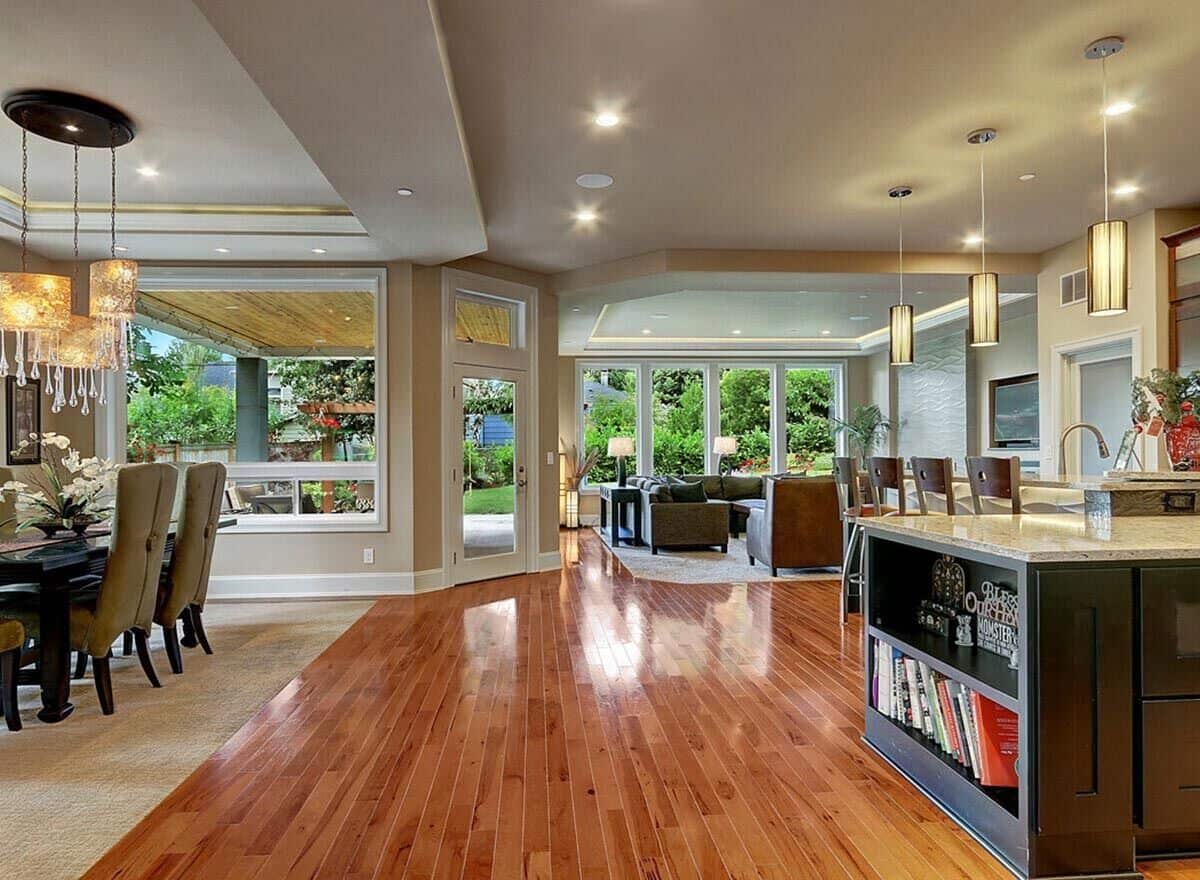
[872,636,1017,789]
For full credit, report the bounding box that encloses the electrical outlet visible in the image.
[546,451,555,465]
[363,547,374,565]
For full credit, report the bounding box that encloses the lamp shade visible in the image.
[0,272,72,331]
[56,314,115,369]
[713,436,738,456]
[889,303,914,365]
[967,271,1000,347]
[607,436,635,457]
[89,259,138,320]
[1087,219,1128,316]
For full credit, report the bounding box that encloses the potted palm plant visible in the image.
[831,404,894,465]
[1,433,119,536]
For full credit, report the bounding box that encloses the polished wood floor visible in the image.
[84,530,1198,879]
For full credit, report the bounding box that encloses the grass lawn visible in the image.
[463,484,515,515]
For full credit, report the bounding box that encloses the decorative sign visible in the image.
[965,580,1019,659]
[919,555,966,637]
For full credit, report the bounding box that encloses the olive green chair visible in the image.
[17,463,177,714]
[1,617,23,731]
[156,462,225,673]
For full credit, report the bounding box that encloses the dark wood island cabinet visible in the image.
[861,514,1200,879]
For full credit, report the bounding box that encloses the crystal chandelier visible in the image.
[2,89,138,409]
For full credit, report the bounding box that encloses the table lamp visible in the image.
[713,436,738,475]
[607,436,635,486]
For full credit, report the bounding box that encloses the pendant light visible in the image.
[1084,36,1128,316]
[90,134,138,367]
[0,128,73,385]
[888,185,914,365]
[967,128,1000,347]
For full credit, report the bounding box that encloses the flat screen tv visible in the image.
[990,374,1039,448]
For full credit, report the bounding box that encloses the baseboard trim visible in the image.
[208,571,430,601]
[413,568,448,593]
[580,514,600,526]
[538,551,562,571]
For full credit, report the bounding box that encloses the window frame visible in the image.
[577,357,847,491]
[111,266,388,534]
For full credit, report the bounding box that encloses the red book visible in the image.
[971,691,1019,788]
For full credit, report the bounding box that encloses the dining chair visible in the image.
[965,455,1022,515]
[1,617,23,731]
[157,462,225,673]
[910,456,958,515]
[17,463,177,713]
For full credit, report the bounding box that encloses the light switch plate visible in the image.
[546,451,555,465]
[363,547,375,564]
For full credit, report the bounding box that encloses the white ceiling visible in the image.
[560,272,1037,354]
[438,0,1200,272]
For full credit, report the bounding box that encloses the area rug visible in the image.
[1,599,372,880]
[594,528,841,583]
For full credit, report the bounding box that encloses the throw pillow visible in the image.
[721,475,762,500]
[669,480,707,503]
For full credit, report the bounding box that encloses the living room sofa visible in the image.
[628,473,766,554]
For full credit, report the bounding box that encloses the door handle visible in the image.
[517,465,527,489]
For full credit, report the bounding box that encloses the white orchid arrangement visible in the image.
[1,432,119,532]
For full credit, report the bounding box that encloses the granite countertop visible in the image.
[860,513,1200,563]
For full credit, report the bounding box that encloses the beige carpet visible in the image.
[1,599,372,880]
[596,529,841,583]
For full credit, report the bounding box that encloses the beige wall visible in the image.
[968,309,1038,456]
[1035,208,1200,475]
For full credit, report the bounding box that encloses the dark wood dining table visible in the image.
[0,516,236,724]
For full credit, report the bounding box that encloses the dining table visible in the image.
[1,516,236,723]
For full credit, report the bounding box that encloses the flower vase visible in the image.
[1165,422,1200,471]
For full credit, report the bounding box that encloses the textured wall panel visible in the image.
[898,331,966,460]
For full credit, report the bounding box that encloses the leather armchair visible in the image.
[746,476,842,576]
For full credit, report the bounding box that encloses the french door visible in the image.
[449,365,528,583]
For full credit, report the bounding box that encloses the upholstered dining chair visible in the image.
[16,463,177,713]
[1,617,23,731]
[156,462,225,673]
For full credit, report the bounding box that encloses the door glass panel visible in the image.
[652,368,704,475]
[719,367,771,475]
[462,378,516,558]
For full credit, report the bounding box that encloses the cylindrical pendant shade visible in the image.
[88,259,138,320]
[57,314,116,369]
[967,271,1000,347]
[890,303,914,365]
[0,272,72,331]
[1087,219,1128,316]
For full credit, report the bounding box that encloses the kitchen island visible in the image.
[860,514,1200,879]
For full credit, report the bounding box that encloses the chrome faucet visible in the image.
[1058,422,1111,477]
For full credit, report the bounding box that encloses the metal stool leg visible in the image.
[841,520,863,624]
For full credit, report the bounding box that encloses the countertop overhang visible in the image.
[860,513,1200,563]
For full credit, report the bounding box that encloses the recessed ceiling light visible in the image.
[1018,172,1037,182]
[650,313,669,319]
[731,329,742,335]
[594,112,620,128]
[576,172,614,189]
[344,316,352,322]
[571,307,581,312]
[574,209,598,223]
[859,294,869,300]
[850,315,870,321]
[63,123,80,133]
[315,337,328,344]
[641,328,652,335]
[820,329,832,336]
[214,247,230,253]
[114,245,128,253]
[1112,183,1139,197]
[915,290,925,295]
[224,305,240,311]
[137,166,159,178]
[963,234,983,246]
[1104,100,1135,117]
[396,186,414,196]
[311,247,327,254]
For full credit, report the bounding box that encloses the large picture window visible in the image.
[126,268,386,530]
[578,360,843,484]
[581,366,637,483]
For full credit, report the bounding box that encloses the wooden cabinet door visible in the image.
[1035,568,1133,835]
[1142,567,1200,697]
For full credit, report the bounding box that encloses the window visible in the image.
[785,368,836,474]
[128,269,385,529]
[719,367,772,475]
[652,367,705,475]
[581,366,637,483]
[455,295,514,347]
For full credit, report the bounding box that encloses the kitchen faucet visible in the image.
[1058,422,1111,478]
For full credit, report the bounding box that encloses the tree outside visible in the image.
[582,368,637,483]
[652,368,705,474]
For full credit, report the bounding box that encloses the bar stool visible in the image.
[833,457,892,625]
[965,455,1022,514]
[867,456,911,516]
[910,456,958,515]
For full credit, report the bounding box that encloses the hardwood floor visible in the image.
[84,529,1197,879]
